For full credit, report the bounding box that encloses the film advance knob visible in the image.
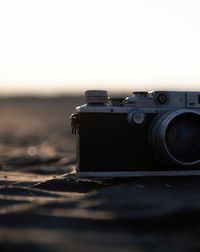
[85,90,108,104]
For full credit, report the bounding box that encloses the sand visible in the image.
[0,97,200,252]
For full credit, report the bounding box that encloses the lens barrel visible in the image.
[149,109,200,166]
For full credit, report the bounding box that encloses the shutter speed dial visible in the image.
[127,109,146,125]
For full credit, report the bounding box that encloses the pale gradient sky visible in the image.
[0,0,200,95]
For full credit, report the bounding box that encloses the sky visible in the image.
[0,0,200,95]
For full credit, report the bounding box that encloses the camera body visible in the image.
[71,90,200,177]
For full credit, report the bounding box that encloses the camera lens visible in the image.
[166,115,200,163]
[149,110,200,166]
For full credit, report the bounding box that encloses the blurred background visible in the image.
[1,0,200,161]
[1,2,200,251]
[1,0,200,96]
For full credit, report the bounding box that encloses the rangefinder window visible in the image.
[154,92,169,105]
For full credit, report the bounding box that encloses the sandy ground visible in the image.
[1,97,200,252]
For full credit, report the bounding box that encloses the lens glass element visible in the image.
[165,114,200,162]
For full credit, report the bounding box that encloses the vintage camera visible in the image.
[70,90,200,177]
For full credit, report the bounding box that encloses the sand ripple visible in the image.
[1,97,200,251]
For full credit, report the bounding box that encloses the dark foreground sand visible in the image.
[1,97,200,252]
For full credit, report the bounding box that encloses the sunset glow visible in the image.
[1,0,200,94]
